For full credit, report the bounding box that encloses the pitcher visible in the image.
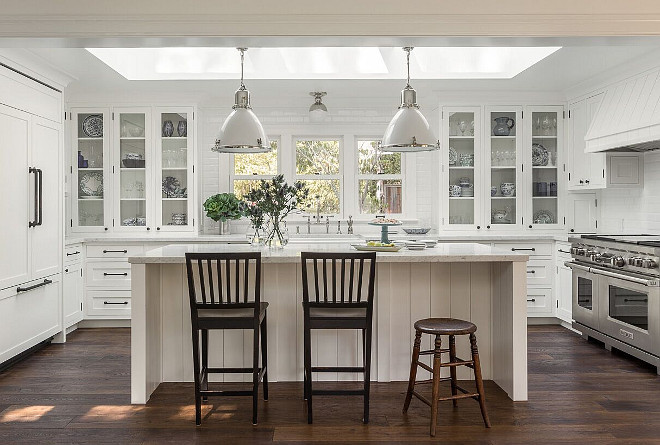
[493,116,515,136]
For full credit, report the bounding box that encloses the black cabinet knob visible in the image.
[477,225,481,229]
[579,180,584,184]
[65,268,69,273]
[146,227,150,231]
[156,227,161,231]
[486,225,491,229]
[104,227,108,231]
[570,229,575,233]
[528,225,533,229]
[585,179,590,184]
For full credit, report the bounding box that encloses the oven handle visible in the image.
[565,261,660,287]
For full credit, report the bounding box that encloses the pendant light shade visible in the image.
[380,47,439,153]
[309,91,328,123]
[212,48,271,154]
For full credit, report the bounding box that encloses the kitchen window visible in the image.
[232,138,279,199]
[356,139,403,214]
[294,138,342,214]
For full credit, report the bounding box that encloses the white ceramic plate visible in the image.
[352,244,402,252]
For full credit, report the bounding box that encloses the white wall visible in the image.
[598,152,660,233]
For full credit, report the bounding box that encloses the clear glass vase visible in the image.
[265,218,289,248]
[248,224,265,245]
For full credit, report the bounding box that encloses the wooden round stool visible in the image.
[402,318,491,436]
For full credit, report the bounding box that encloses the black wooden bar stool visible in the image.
[185,252,268,426]
[300,251,376,424]
[402,318,491,436]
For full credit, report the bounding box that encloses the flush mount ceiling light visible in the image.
[380,47,439,153]
[309,92,328,123]
[211,48,270,154]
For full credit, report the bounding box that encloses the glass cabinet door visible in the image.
[525,106,563,229]
[155,108,193,231]
[114,109,151,230]
[485,107,522,229]
[443,107,481,229]
[72,109,110,232]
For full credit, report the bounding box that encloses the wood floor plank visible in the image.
[1,326,660,443]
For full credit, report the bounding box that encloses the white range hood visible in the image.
[585,67,660,153]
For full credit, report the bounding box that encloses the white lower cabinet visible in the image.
[526,287,553,314]
[84,243,143,320]
[63,264,84,328]
[86,290,131,317]
[493,241,555,317]
[555,241,573,323]
[0,275,61,364]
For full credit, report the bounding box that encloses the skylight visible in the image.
[86,47,561,80]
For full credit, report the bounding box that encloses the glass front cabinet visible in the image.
[441,105,564,231]
[70,106,195,233]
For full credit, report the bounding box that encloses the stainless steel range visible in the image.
[568,235,660,372]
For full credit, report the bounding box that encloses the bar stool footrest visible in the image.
[311,366,365,373]
[419,348,450,355]
[437,392,479,402]
[312,389,366,396]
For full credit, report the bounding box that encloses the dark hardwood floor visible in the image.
[1,326,660,444]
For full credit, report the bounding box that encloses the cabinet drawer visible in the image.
[86,290,131,317]
[65,244,83,264]
[86,261,131,289]
[494,242,552,257]
[86,244,143,259]
[526,287,553,315]
[526,260,552,285]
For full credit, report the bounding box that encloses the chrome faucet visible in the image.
[347,215,354,235]
[306,215,312,234]
[315,195,321,224]
[325,215,333,234]
[337,220,342,235]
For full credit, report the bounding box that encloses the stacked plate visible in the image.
[406,241,426,250]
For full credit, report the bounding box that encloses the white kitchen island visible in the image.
[129,242,528,404]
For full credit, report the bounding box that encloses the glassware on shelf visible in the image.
[458,120,467,136]
[469,120,475,136]
[541,116,551,135]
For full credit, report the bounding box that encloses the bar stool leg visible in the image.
[252,323,260,425]
[304,323,313,424]
[470,333,491,428]
[430,335,443,437]
[363,324,372,424]
[260,313,269,401]
[448,335,458,407]
[201,329,209,402]
[191,328,202,426]
[403,330,422,413]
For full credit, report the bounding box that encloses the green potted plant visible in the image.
[203,193,244,235]
[244,174,308,248]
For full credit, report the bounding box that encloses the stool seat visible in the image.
[413,317,477,335]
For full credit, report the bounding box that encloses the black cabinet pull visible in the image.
[103,249,128,254]
[64,268,69,273]
[585,179,590,184]
[527,270,536,274]
[66,251,80,256]
[17,279,52,293]
[103,301,129,305]
[36,168,43,226]
[624,298,647,303]
[103,272,128,276]
[527,298,536,302]
[28,167,39,227]
[512,248,536,252]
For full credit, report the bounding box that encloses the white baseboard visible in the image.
[79,319,131,328]
[527,317,562,325]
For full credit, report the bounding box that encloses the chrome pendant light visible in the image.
[212,48,271,153]
[380,47,440,152]
[308,91,328,123]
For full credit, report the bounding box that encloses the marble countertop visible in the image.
[128,242,529,264]
[68,233,568,245]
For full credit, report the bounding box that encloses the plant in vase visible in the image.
[203,193,244,235]
[241,199,266,244]
[244,174,308,248]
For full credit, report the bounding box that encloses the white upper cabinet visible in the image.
[442,107,482,230]
[69,106,195,233]
[566,192,597,234]
[568,93,606,190]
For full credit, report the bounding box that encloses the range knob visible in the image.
[629,257,644,267]
[610,256,626,268]
[642,258,658,269]
[571,247,586,256]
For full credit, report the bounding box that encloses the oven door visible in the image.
[595,267,660,356]
[568,262,600,330]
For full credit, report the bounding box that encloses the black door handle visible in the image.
[527,270,536,274]
[36,168,43,226]
[103,272,128,276]
[527,298,536,302]
[28,167,39,227]
[17,279,52,293]
[512,248,536,251]
[104,301,129,305]
[103,249,128,254]
[67,251,80,256]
